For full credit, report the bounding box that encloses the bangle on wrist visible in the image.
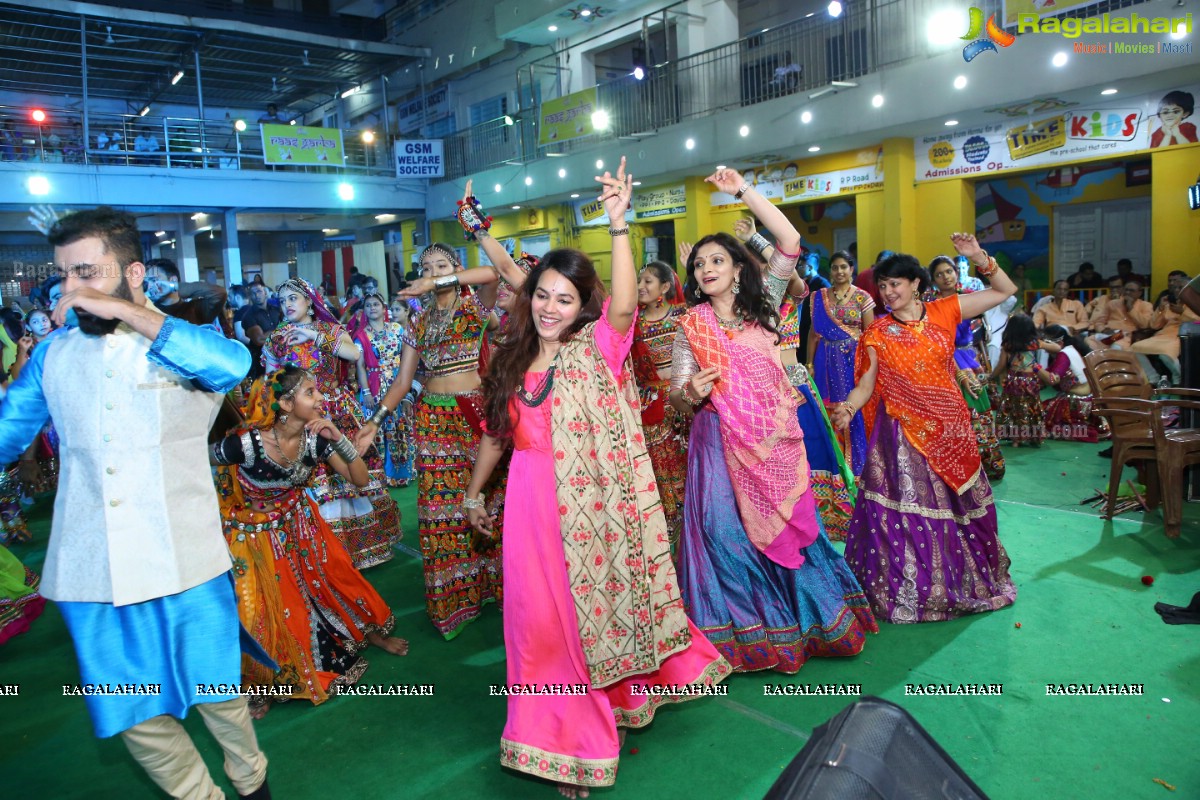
[332,436,359,462]
[434,274,460,290]
[734,183,751,199]
[369,405,391,427]
[608,226,629,236]
[462,494,486,510]
[746,232,770,256]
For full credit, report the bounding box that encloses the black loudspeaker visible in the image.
[1179,322,1200,499]
[763,697,990,800]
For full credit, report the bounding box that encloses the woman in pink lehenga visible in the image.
[464,158,730,798]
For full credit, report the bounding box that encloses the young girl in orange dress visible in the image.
[211,367,407,715]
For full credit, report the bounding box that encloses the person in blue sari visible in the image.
[807,250,874,476]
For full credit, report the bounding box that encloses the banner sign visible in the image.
[538,88,598,146]
[710,154,885,208]
[914,84,1198,182]
[573,198,634,227]
[394,140,444,177]
[261,124,344,166]
[396,86,451,134]
[633,184,687,220]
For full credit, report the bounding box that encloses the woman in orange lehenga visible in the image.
[631,260,689,554]
[211,367,407,715]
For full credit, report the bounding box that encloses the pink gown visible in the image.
[499,310,729,789]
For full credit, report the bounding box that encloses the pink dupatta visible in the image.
[679,304,818,568]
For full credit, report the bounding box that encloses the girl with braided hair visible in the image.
[211,366,407,717]
[263,277,400,569]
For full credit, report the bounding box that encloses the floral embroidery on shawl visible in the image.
[678,304,816,566]
[550,322,691,688]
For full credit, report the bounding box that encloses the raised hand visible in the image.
[704,167,746,196]
[732,217,757,242]
[461,178,474,205]
[596,155,633,222]
[27,204,60,236]
[678,240,693,265]
[949,232,984,265]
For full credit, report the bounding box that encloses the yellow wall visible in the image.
[880,138,917,256]
[914,179,975,263]
[1150,146,1200,295]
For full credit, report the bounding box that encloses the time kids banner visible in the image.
[573,197,635,227]
[261,124,345,166]
[914,84,1198,183]
[538,88,599,147]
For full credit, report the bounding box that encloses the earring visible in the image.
[732,275,741,295]
[278,413,289,425]
[654,296,665,309]
[694,286,704,300]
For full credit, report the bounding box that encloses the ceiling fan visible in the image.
[89,24,145,45]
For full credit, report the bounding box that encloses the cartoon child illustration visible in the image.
[1150,90,1197,148]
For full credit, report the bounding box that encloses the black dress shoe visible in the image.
[240,780,271,800]
[1097,446,1113,458]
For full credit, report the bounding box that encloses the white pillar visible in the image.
[221,210,243,286]
[177,214,200,282]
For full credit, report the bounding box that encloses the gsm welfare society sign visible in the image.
[395,140,445,178]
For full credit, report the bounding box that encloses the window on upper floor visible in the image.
[469,95,507,127]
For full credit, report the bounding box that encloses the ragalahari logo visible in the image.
[962,7,1016,61]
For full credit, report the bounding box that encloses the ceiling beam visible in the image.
[6,0,431,58]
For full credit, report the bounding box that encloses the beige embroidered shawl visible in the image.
[550,321,692,688]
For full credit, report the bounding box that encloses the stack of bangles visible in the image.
[462,494,486,511]
[368,405,391,427]
[973,251,999,278]
[332,436,360,463]
[838,400,856,415]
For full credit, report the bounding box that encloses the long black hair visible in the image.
[482,248,606,440]
[1002,313,1039,354]
[682,232,779,340]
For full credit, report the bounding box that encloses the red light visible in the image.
[31,109,46,123]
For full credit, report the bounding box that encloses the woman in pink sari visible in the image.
[464,158,729,798]
[670,169,876,673]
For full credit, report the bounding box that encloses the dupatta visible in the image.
[678,304,816,568]
[811,288,857,343]
[855,298,981,494]
[550,318,691,688]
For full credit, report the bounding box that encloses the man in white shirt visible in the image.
[0,208,270,800]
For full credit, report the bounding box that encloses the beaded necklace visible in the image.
[518,361,557,407]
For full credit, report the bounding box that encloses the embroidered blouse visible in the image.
[264,321,351,392]
[671,248,800,391]
[211,428,335,491]
[403,291,492,379]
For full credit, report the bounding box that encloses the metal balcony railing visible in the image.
[0,106,394,176]
[439,0,1151,180]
